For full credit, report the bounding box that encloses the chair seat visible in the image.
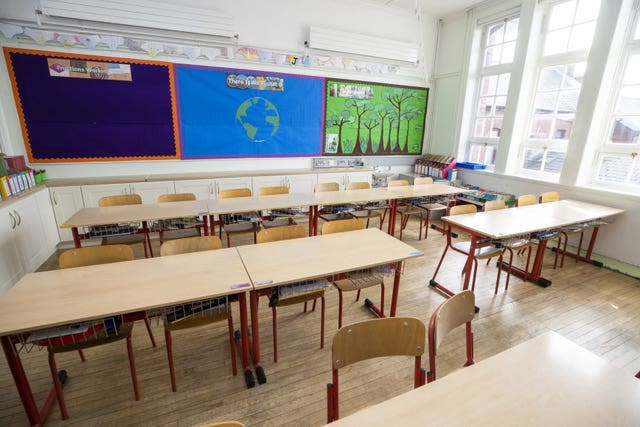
[48,322,134,353]
[334,275,382,292]
[161,228,201,241]
[277,289,325,307]
[453,242,503,259]
[319,212,352,221]
[262,217,297,228]
[504,238,534,250]
[102,233,147,245]
[223,222,260,233]
[349,209,384,219]
[165,307,230,331]
[397,205,422,215]
[418,203,447,211]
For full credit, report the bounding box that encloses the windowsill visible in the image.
[459,168,640,204]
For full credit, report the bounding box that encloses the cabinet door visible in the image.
[174,179,215,200]
[131,181,175,204]
[35,188,60,252]
[286,174,317,193]
[252,175,285,194]
[214,177,253,195]
[50,186,85,242]
[81,183,130,207]
[316,173,346,190]
[12,195,48,273]
[346,172,373,186]
[0,206,23,295]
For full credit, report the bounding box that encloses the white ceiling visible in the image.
[369,0,488,17]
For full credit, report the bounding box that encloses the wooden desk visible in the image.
[312,184,467,236]
[62,199,210,248]
[236,228,423,375]
[330,332,640,426]
[0,248,253,426]
[434,200,624,299]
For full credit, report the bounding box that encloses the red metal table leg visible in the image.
[249,290,266,384]
[498,239,551,287]
[312,206,319,236]
[387,199,398,236]
[72,227,81,248]
[557,226,603,266]
[236,292,257,388]
[2,336,43,426]
[389,261,402,316]
[202,214,209,236]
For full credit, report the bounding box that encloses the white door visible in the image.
[50,186,85,242]
[131,181,175,204]
[174,179,215,200]
[316,173,346,190]
[0,205,23,295]
[214,177,253,195]
[252,175,285,195]
[286,174,317,193]
[81,183,131,207]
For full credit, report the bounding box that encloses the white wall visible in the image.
[0,0,437,178]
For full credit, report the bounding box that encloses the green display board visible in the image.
[323,79,428,155]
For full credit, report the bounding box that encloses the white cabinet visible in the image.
[81,181,175,206]
[252,175,286,194]
[316,171,373,190]
[50,186,84,242]
[286,174,316,193]
[214,177,252,195]
[0,189,59,295]
[174,179,215,200]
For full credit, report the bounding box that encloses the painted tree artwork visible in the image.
[323,79,428,155]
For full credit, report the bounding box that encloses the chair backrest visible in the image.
[450,204,477,216]
[256,224,307,243]
[517,194,537,207]
[539,191,560,203]
[258,186,289,196]
[388,179,409,187]
[218,188,252,199]
[321,218,365,235]
[157,193,196,203]
[429,290,475,353]
[59,244,134,269]
[331,317,425,370]
[98,194,142,207]
[346,181,370,190]
[484,200,506,211]
[315,182,340,192]
[414,177,434,185]
[160,236,223,256]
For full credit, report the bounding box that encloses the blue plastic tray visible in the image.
[455,162,487,170]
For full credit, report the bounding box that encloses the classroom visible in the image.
[0,0,638,426]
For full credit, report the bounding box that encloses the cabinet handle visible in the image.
[13,210,21,226]
[51,191,58,205]
[8,212,16,229]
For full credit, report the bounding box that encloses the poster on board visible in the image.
[323,79,428,155]
[176,65,323,158]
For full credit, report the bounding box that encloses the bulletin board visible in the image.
[323,79,428,156]
[4,47,180,162]
[176,64,323,158]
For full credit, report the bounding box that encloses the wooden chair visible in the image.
[157,193,202,243]
[218,188,261,247]
[160,236,237,391]
[258,186,297,228]
[388,179,426,241]
[256,224,325,362]
[539,191,583,269]
[517,194,537,207]
[98,194,153,257]
[200,421,246,427]
[414,176,450,239]
[45,245,143,419]
[315,182,350,222]
[431,204,508,293]
[346,181,387,229]
[326,317,426,422]
[427,290,475,382]
[539,191,560,204]
[322,218,385,328]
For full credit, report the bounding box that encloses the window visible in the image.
[467,17,519,166]
[591,15,640,189]
[519,0,601,177]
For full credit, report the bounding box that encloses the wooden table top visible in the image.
[442,200,624,239]
[0,248,251,336]
[314,184,466,206]
[61,200,210,228]
[207,192,318,215]
[331,332,640,426]
[236,228,423,289]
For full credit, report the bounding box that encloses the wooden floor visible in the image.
[1,218,639,426]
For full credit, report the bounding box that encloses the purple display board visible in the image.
[4,48,180,162]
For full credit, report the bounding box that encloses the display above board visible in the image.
[3,48,428,162]
[4,48,180,162]
[323,79,428,156]
[176,65,323,158]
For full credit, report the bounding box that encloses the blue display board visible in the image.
[176,65,324,158]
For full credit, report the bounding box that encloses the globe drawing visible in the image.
[235,97,280,142]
